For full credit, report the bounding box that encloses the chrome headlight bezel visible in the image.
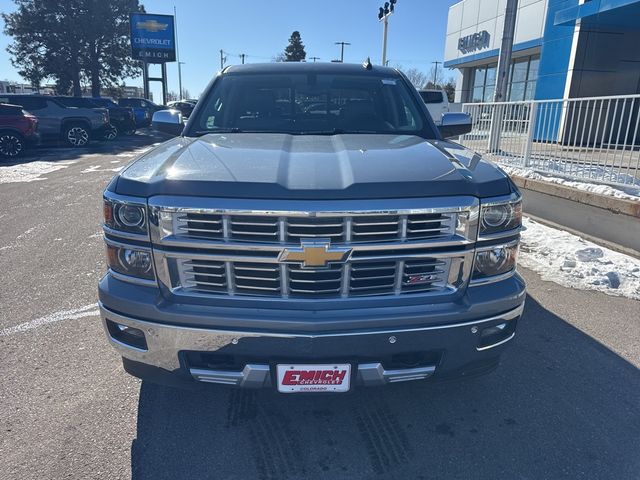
[478,194,522,239]
[103,192,149,238]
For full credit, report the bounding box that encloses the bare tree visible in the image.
[395,66,429,89]
[426,65,445,87]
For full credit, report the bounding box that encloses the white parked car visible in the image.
[419,89,449,125]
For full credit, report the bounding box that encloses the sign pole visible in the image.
[142,62,149,100]
[161,62,168,105]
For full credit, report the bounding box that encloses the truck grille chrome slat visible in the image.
[153,200,478,299]
[173,211,456,244]
[174,256,455,298]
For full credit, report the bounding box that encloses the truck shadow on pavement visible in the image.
[130,295,640,480]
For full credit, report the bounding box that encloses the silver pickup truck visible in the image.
[99,62,525,393]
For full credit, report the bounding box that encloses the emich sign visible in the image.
[458,30,490,54]
[129,13,176,63]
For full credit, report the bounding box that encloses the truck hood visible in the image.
[113,133,513,199]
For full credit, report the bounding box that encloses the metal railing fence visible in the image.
[459,94,640,187]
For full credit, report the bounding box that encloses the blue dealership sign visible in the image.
[129,13,176,63]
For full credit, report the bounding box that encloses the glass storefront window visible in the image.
[470,55,540,103]
[473,67,486,88]
[472,86,484,102]
[485,64,497,86]
[511,58,529,84]
[509,82,526,101]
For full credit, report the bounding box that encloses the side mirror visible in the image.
[152,109,183,136]
[438,112,472,139]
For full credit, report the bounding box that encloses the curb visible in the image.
[510,174,640,258]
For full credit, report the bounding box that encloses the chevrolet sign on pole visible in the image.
[129,13,176,63]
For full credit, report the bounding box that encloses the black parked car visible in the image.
[90,98,137,136]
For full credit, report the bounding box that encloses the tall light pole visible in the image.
[378,0,397,66]
[431,61,442,86]
[494,0,518,101]
[219,50,226,70]
[178,62,185,99]
[334,42,351,63]
[174,6,182,99]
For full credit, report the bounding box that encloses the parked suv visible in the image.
[419,89,450,125]
[0,94,109,147]
[100,63,525,393]
[117,97,162,127]
[0,103,39,158]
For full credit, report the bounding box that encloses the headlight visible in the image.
[479,198,522,236]
[472,243,518,281]
[106,244,155,281]
[103,198,147,235]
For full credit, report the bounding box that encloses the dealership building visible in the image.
[444,0,640,103]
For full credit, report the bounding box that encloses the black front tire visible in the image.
[0,132,25,158]
[103,125,118,141]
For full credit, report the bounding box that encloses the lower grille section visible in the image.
[177,257,453,298]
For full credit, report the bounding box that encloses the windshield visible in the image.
[187,72,432,137]
[58,97,98,108]
[419,91,444,104]
[93,98,118,108]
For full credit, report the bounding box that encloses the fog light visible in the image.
[106,320,147,350]
[477,321,516,350]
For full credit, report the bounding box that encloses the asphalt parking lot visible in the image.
[1,135,639,480]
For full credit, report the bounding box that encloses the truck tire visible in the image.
[0,131,25,158]
[64,123,90,147]
[103,124,118,141]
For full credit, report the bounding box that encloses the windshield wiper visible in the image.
[194,127,242,136]
[300,128,380,135]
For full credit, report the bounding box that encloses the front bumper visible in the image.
[99,273,526,389]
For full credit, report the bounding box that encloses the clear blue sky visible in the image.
[0,0,457,99]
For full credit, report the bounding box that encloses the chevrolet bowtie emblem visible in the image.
[136,20,169,33]
[279,240,352,268]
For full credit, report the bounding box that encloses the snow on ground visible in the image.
[0,160,76,184]
[519,217,640,300]
[500,164,640,201]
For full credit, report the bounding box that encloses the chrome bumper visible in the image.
[100,302,523,388]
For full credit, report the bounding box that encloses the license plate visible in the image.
[276,364,351,393]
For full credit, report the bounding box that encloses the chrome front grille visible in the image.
[177,257,452,298]
[175,212,455,244]
[151,196,479,301]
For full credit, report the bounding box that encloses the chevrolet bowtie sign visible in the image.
[130,13,176,63]
[279,241,352,268]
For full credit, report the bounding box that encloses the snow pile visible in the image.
[519,218,640,300]
[0,160,73,184]
[500,165,640,201]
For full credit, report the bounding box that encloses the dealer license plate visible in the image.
[276,364,351,393]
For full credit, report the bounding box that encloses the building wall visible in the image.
[569,6,640,97]
[533,0,579,100]
[445,0,548,66]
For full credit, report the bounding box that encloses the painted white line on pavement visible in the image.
[0,303,100,337]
